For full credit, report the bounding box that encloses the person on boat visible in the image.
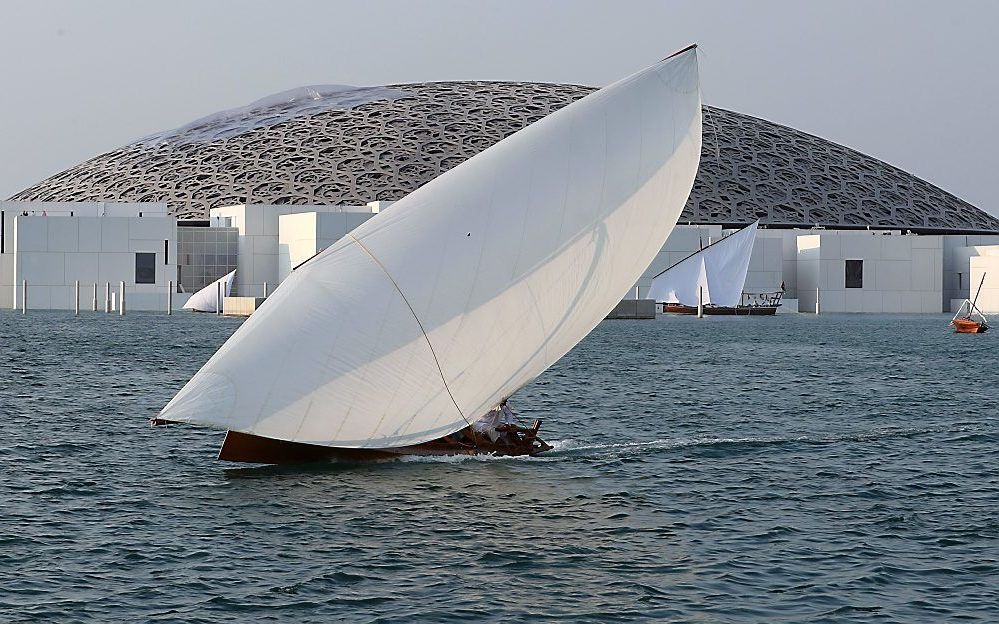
[472,399,518,443]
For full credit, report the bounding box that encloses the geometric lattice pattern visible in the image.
[10,81,999,234]
[692,107,999,232]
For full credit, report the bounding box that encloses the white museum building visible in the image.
[5,197,999,314]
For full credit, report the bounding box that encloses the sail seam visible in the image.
[346,233,473,429]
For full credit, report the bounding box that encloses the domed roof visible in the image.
[10,81,999,233]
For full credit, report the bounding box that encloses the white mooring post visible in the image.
[697,286,704,318]
[816,287,821,315]
[105,282,111,313]
[167,280,173,315]
[74,280,80,316]
[21,280,27,315]
[263,281,268,297]
[119,281,126,316]
[92,282,98,312]
[216,281,222,315]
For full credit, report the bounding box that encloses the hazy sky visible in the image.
[2,0,996,214]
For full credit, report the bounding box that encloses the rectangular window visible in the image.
[164,239,169,264]
[845,259,863,288]
[135,252,156,284]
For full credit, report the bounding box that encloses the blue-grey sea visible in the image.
[1,310,997,623]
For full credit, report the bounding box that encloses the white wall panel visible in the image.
[100,219,130,252]
[64,252,99,283]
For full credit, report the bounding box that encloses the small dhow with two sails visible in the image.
[155,45,703,463]
[648,220,782,315]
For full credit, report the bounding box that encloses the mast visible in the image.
[971,273,986,314]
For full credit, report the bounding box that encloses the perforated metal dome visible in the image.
[10,81,999,233]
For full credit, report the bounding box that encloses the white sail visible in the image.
[648,221,758,307]
[183,270,235,312]
[158,46,702,448]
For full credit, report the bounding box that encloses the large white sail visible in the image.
[182,270,236,313]
[648,221,758,307]
[158,46,702,448]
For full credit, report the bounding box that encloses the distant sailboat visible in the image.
[183,270,235,313]
[155,45,703,463]
[648,221,781,315]
[951,273,990,333]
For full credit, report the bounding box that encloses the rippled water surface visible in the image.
[1,310,997,622]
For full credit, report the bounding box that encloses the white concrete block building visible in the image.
[1,201,179,311]
[0,199,993,316]
[277,210,379,281]
[942,235,999,311]
[208,202,385,296]
[796,231,942,314]
[969,248,999,314]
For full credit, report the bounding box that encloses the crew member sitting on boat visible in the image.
[472,399,518,442]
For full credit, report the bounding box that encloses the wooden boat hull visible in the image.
[662,303,778,316]
[218,428,553,464]
[952,318,989,333]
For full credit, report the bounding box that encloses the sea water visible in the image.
[1,310,996,622]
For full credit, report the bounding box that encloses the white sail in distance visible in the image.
[183,270,236,313]
[158,46,702,448]
[648,221,758,307]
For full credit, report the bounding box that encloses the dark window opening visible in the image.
[845,259,863,289]
[135,252,156,284]
[164,239,169,264]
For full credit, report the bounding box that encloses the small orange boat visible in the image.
[952,317,988,334]
[951,273,990,334]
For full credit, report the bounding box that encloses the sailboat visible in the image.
[182,270,236,313]
[951,273,990,333]
[154,45,703,463]
[648,221,780,315]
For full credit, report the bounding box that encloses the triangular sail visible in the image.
[183,270,235,312]
[696,257,710,304]
[648,220,758,306]
[158,46,702,449]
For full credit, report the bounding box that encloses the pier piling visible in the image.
[168,281,173,315]
[816,287,821,315]
[21,280,27,315]
[105,282,111,313]
[697,286,704,318]
[75,280,79,316]
[119,281,126,316]
[92,282,98,312]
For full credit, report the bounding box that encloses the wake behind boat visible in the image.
[153,45,703,463]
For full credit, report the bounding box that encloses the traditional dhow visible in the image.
[951,273,990,333]
[649,221,781,315]
[154,45,703,463]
